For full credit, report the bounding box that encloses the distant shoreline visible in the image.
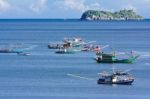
[0,19,149,22]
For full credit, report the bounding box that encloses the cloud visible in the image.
[143,0,150,2]
[88,2,101,10]
[55,0,102,12]
[0,0,11,11]
[30,0,47,13]
[0,0,150,18]
[55,0,88,12]
[122,4,137,11]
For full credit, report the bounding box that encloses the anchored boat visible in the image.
[55,49,76,54]
[48,37,83,49]
[0,44,35,55]
[95,51,139,63]
[0,48,23,54]
[48,44,62,49]
[48,37,97,52]
[97,70,134,85]
[55,47,78,54]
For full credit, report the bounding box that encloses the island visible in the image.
[81,9,143,21]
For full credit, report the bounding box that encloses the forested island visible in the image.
[81,9,143,21]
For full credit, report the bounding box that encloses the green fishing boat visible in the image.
[95,52,139,63]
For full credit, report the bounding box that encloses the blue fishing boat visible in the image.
[97,70,134,85]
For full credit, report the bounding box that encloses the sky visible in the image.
[0,0,150,19]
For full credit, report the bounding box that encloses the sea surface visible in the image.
[0,19,150,99]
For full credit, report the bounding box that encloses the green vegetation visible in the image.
[81,9,143,20]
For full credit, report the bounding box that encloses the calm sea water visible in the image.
[0,19,150,99]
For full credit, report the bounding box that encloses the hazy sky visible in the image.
[0,0,150,18]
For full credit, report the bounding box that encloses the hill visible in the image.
[81,9,143,21]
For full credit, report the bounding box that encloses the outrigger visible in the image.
[95,51,139,63]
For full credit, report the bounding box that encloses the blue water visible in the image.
[0,19,150,99]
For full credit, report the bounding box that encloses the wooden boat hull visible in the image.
[95,55,139,63]
[0,50,22,54]
[96,59,133,63]
[97,79,134,85]
[48,45,61,49]
[55,51,75,54]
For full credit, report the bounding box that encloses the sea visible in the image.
[0,19,150,99]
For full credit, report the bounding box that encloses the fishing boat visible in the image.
[0,44,35,55]
[17,53,31,56]
[67,68,134,85]
[97,70,134,85]
[55,47,77,54]
[0,48,23,54]
[48,37,97,52]
[95,51,139,63]
[48,43,62,49]
[55,50,76,54]
[48,37,83,49]
[64,37,83,47]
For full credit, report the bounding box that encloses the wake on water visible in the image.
[116,50,150,59]
[67,73,95,81]
[145,63,150,66]
[133,51,150,59]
